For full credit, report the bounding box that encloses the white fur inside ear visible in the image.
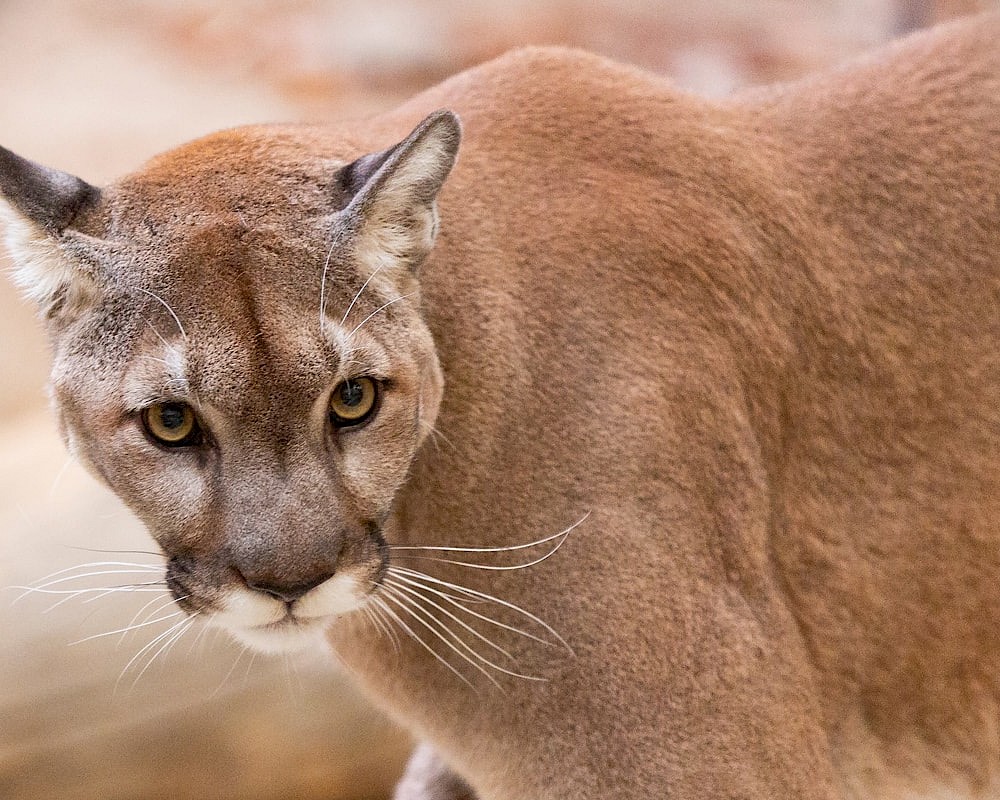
[355,199,438,278]
[0,199,91,310]
[352,116,458,277]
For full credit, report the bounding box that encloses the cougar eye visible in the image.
[142,402,201,447]
[329,377,378,427]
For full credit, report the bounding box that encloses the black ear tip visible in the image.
[0,145,99,234]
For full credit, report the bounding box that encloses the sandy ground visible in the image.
[1,1,996,798]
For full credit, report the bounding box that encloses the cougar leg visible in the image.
[393,743,478,800]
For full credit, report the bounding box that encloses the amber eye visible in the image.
[142,402,201,447]
[329,377,378,427]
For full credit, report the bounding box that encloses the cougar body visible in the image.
[2,15,998,800]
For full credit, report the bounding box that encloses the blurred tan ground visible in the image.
[1,1,996,798]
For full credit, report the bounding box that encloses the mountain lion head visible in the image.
[1,111,461,653]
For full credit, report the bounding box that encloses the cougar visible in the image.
[2,14,998,799]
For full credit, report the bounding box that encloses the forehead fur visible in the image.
[109,125,359,229]
[43,116,451,445]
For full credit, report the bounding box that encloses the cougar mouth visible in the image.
[231,614,333,653]
[160,552,374,652]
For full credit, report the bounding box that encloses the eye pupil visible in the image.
[160,404,187,429]
[339,381,364,407]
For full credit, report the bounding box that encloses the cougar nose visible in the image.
[241,572,333,603]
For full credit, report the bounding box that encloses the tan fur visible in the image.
[2,14,1000,800]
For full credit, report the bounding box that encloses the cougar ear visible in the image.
[0,145,101,312]
[339,110,461,274]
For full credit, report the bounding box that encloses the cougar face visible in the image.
[3,112,459,652]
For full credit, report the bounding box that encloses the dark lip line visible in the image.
[250,608,344,631]
[252,614,305,631]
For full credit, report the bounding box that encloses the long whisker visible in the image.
[385,578,515,661]
[80,581,166,601]
[367,596,402,653]
[391,512,589,555]
[15,585,166,598]
[347,291,418,339]
[213,643,251,698]
[384,581,553,683]
[14,570,166,603]
[340,263,386,326]
[116,616,192,693]
[69,611,184,645]
[137,288,187,340]
[28,568,164,589]
[388,566,574,655]
[21,561,163,587]
[66,546,163,557]
[387,572,557,649]
[374,593,475,690]
[130,617,196,689]
[361,601,398,652]
[318,237,338,336]
[119,593,182,646]
[57,581,166,611]
[187,616,215,657]
[381,584,504,691]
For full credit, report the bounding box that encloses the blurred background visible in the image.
[0,1,995,798]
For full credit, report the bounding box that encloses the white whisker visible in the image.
[213,643,250,699]
[46,456,75,502]
[318,237,338,336]
[387,581,547,681]
[138,288,187,340]
[340,263,385,326]
[368,595,402,653]
[66,546,162,557]
[391,512,589,556]
[28,568,164,590]
[119,594,181,647]
[387,572,556,649]
[361,603,395,649]
[52,582,164,613]
[69,611,183,645]
[382,584,504,691]
[389,566,574,655]
[375,592,475,690]
[117,617,192,693]
[15,586,165,597]
[21,561,163,588]
[130,617,196,688]
[347,291,418,340]
[385,578,515,660]
[14,570,166,605]
[385,580,549,684]
[79,582,166,605]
